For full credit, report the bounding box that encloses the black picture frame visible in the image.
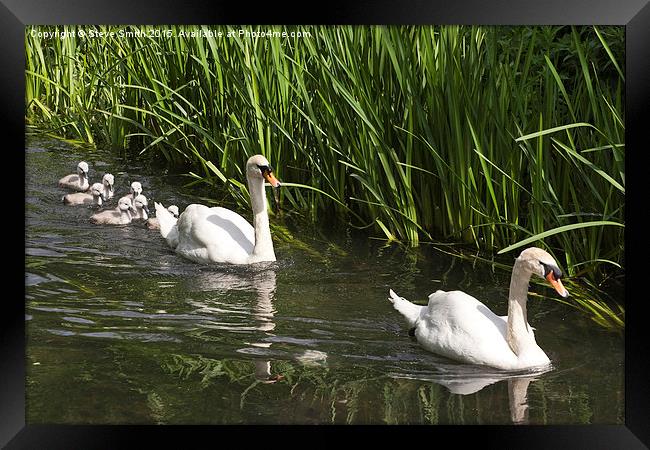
[4,0,648,448]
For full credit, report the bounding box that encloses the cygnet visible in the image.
[58,161,90,192]
[89,196,137,225]
[125,181,143,200]
[101,173,115,201]
[132,194,149,221]
[63,182,104,206]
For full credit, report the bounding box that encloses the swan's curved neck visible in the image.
[248,175,275,261]
[506,259,534,356]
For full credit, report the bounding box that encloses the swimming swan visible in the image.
[146,205,179,230]
[58,161,90,191]
[132,194,149,221]
[63,182,104,206]
[155,154,281,264]
[388,247,569,371]
[89,196,137,225]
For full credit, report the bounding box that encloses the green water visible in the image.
[25,137,624,425]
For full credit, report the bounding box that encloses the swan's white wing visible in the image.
[416,290,518,369]
[175,204,255,264]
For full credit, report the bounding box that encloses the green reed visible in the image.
[25,25,624,291]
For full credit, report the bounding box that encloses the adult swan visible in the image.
[388,247,569,371]
[155,154,281,265]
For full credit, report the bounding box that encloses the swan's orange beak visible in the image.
[546,272,569,298]
[263,170,281,188]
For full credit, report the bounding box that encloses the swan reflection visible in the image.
[391,361,551,424]
[437,373,537,424]
[184,266,283,382]
[508,376,533,424]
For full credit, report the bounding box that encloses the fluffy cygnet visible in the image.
[132,194,149,221]
[146,204,179,230]
[89,196,137,225]
[63,182,104,206]
[101,173,115,201]
[58,161,90,192]
[125,181,143,200]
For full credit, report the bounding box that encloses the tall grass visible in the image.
[25,25,624,289]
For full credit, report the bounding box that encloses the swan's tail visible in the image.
[388,289,422,328]
[155,202,179,249]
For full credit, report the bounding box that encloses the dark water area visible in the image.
[25,136,623,425]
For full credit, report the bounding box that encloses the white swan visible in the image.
[146,205,179,230]
[89,196,137,225]
[58,161,89,191]
[63,182,104,206]
[101,173,115,200]
[155,154,281,265]
[388,247,569,371]
[132,194,149,221]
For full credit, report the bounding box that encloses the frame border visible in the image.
[4,0,648,447]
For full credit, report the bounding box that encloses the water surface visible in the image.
[25,137,624,425]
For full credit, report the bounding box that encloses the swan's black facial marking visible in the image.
[540,262,562,280]
[257,164,273,175]
[255,163,281,187]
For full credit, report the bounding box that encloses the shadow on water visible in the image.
[25,136,624,425]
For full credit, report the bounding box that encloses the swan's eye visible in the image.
[257,165,273,174]
[540,262,562,280]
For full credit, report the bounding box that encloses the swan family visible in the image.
[57,155,570,372]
